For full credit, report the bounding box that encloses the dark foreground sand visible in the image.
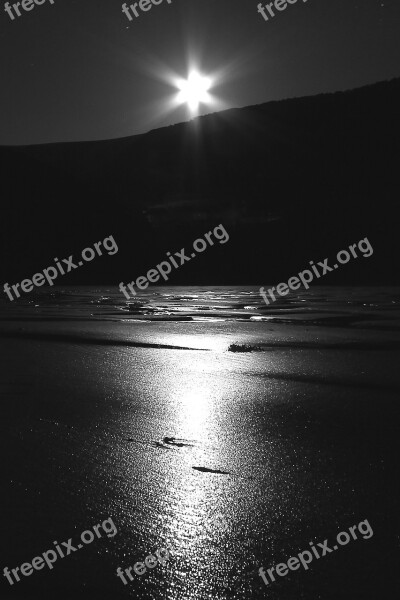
[1,316,400,599]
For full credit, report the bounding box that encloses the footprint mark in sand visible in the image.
[192,466,230,475]
[153,436,196,450]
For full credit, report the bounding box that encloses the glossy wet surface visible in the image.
[1,287,399,599]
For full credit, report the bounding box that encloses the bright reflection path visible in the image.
[176,386,214,440]
[4,287,396,598]
[104,344,289,598]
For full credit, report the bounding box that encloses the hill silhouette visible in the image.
[1,78,399,285]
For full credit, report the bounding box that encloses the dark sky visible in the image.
[1,0,399,145]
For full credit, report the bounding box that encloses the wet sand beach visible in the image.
[1,286,400,599]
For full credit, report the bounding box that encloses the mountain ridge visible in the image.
[0,78,399,285]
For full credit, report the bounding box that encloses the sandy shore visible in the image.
[1,314,400,599]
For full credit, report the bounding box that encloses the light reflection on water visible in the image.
[104,343,294,599]
[2,286,399,598]
[147,357,233,596]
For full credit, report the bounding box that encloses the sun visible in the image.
[176,71,212,113]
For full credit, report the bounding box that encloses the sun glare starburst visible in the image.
[176,71,212,113]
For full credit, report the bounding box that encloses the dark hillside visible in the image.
[1,78,399,285]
